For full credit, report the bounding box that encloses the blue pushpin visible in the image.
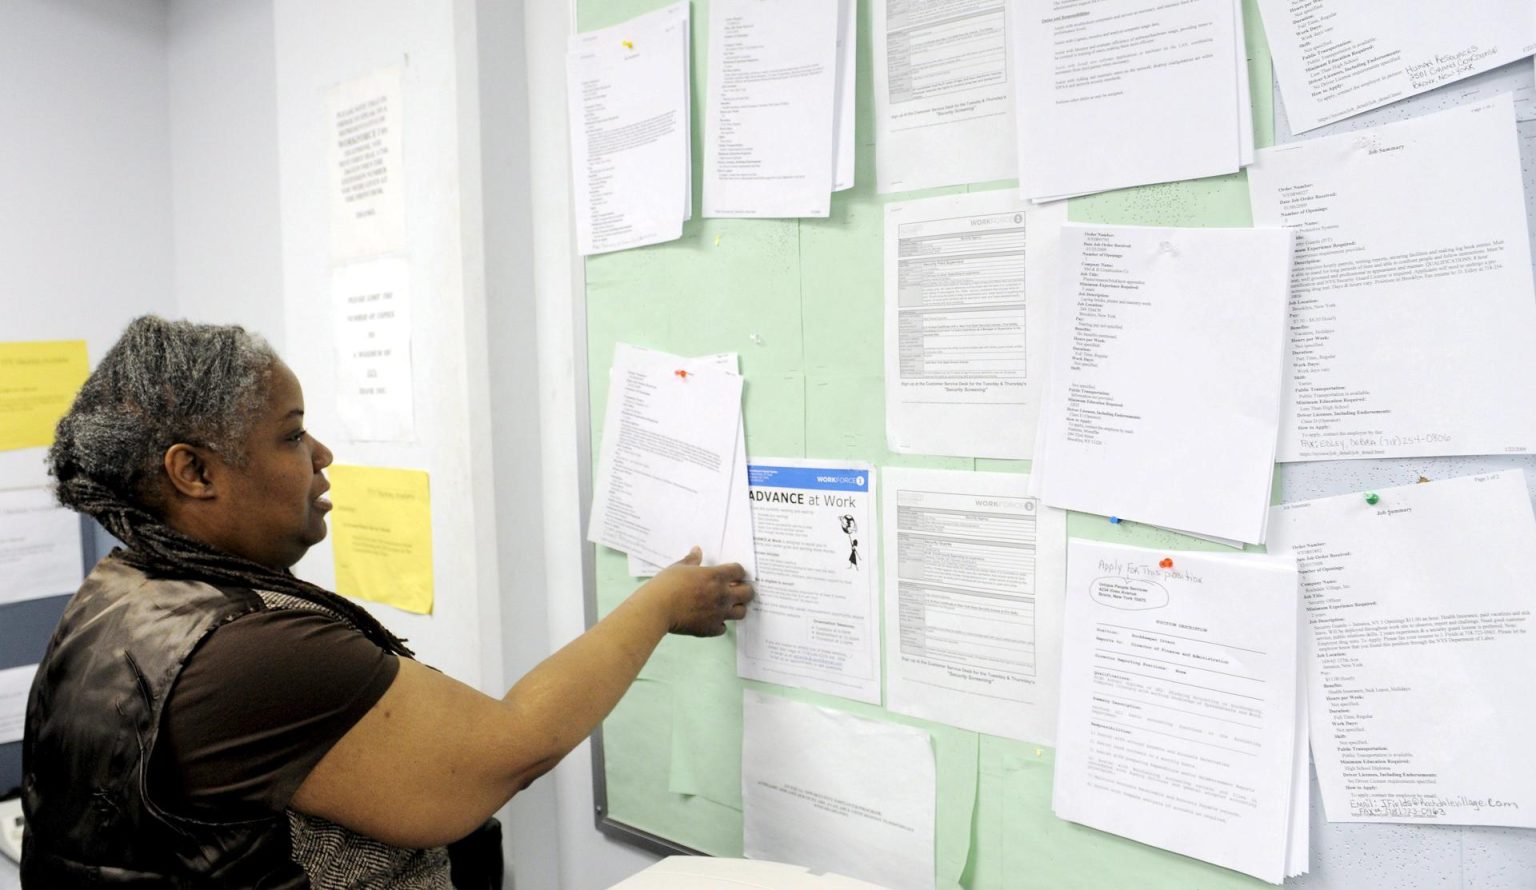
[1108,516,1122,524]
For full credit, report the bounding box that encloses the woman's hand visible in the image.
[640,547,754,637]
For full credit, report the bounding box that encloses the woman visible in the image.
[22,316,753,888]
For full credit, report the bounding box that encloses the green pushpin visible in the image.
[1364,492,1380,506]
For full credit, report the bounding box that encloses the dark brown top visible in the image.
[149,609,400,818]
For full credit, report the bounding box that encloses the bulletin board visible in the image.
[576,1,1536,886]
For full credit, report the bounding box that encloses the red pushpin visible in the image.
[1158,557,1173,569]
[674,369,689,380]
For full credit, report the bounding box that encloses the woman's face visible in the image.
[218,361,334,569]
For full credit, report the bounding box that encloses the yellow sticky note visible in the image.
[0,340,89,451]
[327,465,434,614]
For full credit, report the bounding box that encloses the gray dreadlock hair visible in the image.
[47,315,413,657]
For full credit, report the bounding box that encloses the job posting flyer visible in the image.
[736,460,879,703]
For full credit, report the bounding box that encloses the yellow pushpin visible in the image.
[714,234,721,247]
[1417,475,1431,484]
[622,39,634,49]
[1034,747,1043,758]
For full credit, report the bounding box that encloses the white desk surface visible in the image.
[608,856,889,889]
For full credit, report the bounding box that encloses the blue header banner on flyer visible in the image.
[748,465,870,492]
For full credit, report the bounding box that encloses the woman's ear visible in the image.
[163,444,218,499]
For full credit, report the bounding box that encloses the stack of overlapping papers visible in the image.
[587,343,754,578]
[1029,223,1295,545]
[566,4,692,256]
[1054,541,1310,883]
[702,0,856,218]
[1011,0,1257,202]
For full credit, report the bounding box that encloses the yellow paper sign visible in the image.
[0,340,90,451]
[326,465,434,614]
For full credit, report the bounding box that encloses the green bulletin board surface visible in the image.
[580,1,1281,886]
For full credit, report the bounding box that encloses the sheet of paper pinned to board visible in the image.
[567,2,691,255]
[327,64,406,262]
[0,341,89,453]
[1256,0,1536,134]
[882,467,1066,745]
[1012,0,1243,201]
[1054,541,1301,885]
[884,191,1065,460]
[703,0,837,218]
[1030,224,1293,544]
[590,344,744,568]
[735,459,878,704]
[327,465,433,615]
[618,345,753,579]
[742,689,937,890]
[0,487,83,606]
[872,0,1016,193]
[1251,96,1536,463]
[1268,472,1536,829]
[331,257,415,443]
[0,663,38,745]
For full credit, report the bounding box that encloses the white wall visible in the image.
[518,0,665,886]
[0,0,174,490]
[472,0,567,887]
[166,0,284,346]
[270,0,502,690]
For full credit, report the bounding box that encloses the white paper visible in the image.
[327,65,406,262]
[0,487,82,606]
[331,258,415,443]
[621,347,754,579]
[1257,0,1536,133]
[1012,0,1242,200]
[0,664,37,745]
[832,0,857,192]
[1234,0,1254,167]
[735,460,878,703]
[1031,224,1294,544]
[703,0,837,218]
[882,467,1066,745]
[587,345,743,567]
[873,0,1016,193]
[567,4,691,255]
[743,690,936,890]
[1286,634,1310,878]
[1054,541,1300,884]
[1250,97,1536,463]
[1267,472,1536,828]
[885,193,1065,459]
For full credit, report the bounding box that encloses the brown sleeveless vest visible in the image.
[22,555,449,888]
